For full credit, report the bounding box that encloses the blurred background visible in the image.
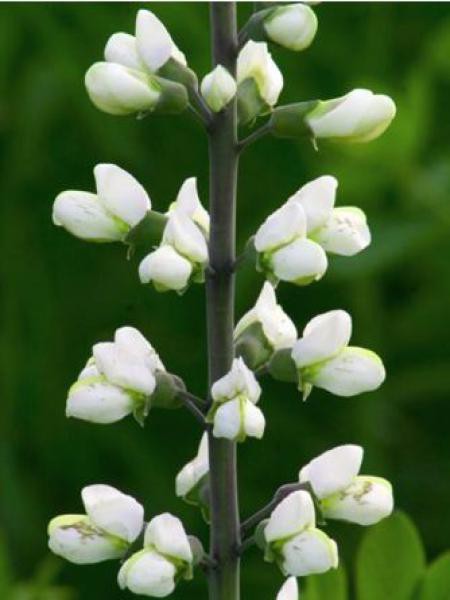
[1,2,450,598]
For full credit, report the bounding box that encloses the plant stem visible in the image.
[206,3,240,600]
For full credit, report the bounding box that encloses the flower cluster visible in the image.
[48,485,194,598]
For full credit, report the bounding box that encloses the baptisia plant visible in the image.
[118,513,194,598]
[48,485,144,564]
[299,445,394,525]
[207,357,265,442]
[49,4,399,599]
[291,309,386,400]
[85,10,191,116]
[66,326,178,425]
[52,164,150,242]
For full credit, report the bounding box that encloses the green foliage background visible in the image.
[1,2,450,598]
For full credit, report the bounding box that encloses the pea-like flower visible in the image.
[66,326,164,425]
[299,445,394,526]
[276,577,299,600]
[201,65,237,112]
[85,10,189,116]
[139,211,208,293]
[287,175,371,256]
[48,484,144,564]
[118,513,193,598]
[175,433,209,506]
[255,202,328,286]
[264,3,318,51]
[291,309,385,399]
[264,490,338,577]
[207,358,265,442]
[237,40,283,124]
[306,88,396,143]
[167,177,210,236]
[52,164,150,243]
[234,281,297,369]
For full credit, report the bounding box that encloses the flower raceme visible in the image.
[139,209,209,293]
[201,65,237,113]
[264,490,338,577]
[207,357,265,442]
[66,326,165,425]
[299,445,394,526]
[234,281,297,369]
[276,577,299,600]
[48,485,144,564]
[118,513,194,598]
[237,40,283,125]
[291,309,385,399]
[85,10,189,116]
[52,164,150,243]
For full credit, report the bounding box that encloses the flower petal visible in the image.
[176,433,209,498]
[276,577,299,600]
[201,65,237,112]
[321,475,394,525]
[255,203,306,253]
[48,514,126,564]
[139,246,193,292]
[170,177,210,234]
[212,399,241,440]
[94,164,150,228]
[163,211,208,264]
[52,191,126,242]
[144,513,193,563]
[104,32,143,71]
[292,309,352,369]
[66,377,134,424]
[299,444,363,499]
[288,175,337,233]
[310,346,386,397]
[118,549,176,597]
[211,357,261,404]
[81,485,144,544]
[135,9,174,72]
[265,3,318,52]
[313,206,371,256]
[270,238,328,285]
[282,528,338,577]
[265,491,316,543]
[237,40,283,106]
[115,326,165,372]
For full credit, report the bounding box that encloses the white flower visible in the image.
[264,491,338,577]
[288,175,371,256]
[299,445,394,526]
[176,433,209,499]
[255,202,328,285]
[85,62,161,116]
[118,513,193,598]
[66,326,163,424]
[53,164,150,242]
[139,211,208,293]
[86,10,187,117]
[265,4,318,51]
[209,358,265,442]
[201,65,237,112]
[234,282,297,352]
[291,310,385,398]
[139,245,193,292]
[306,88,396,143]
[48,485,144,564]
[168,177,210,235]
[276,577,299,600]
[237,40,283,107]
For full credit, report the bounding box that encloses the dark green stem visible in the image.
[206,3,240,600]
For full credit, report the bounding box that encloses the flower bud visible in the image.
[168,177,210,236]
[292,310,385,399]
[237,41,283,124]
[162,211,208,266]
[176,433,209,503]
[48,485,144,565]
[264,4,318,51]
[118,549,177,597]
[201,65,237,112]
[135,9,186,73]
[264,491,338,577]
[276,577,299,600]
[208,358,265,442]
[299,445,394,526]
[85,62,161,116]
[139,245,193,292]
[234,282,297,369]
[306,88,396,143]
[53,164,151,243]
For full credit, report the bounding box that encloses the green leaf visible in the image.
[419,551,450,600]
[303,564,348,600]
[356,512,425,600]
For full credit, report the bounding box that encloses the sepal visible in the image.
[268,348,298,383]
[270,101,319,138]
